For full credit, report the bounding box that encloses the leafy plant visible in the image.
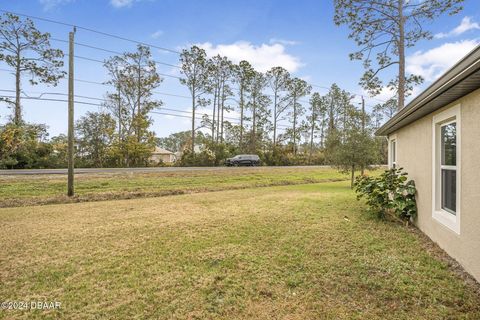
[354,168,417,222]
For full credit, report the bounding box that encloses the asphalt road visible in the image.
[0,166,331,176]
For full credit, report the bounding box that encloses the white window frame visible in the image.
[432,105,461,234]
[388,134,397,169]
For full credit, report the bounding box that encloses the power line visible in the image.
[50,37,181,69]
[0,9,180,55]
[310,83,390,103]
[0,93,291,128]
[0,10,391,104]
[66,54,183,80]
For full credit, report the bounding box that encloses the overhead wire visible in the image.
[0,9,391,104]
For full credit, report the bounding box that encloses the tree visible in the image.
[334,0,463,110]
[246,71,271,153]
[179,46,210,153]
[157,130,209,154]
[76,112,116,167]
[286,77,311,155]
[48,134,68,168]
[0,13,65,125]
[266,66,291,146]
[307,92,327,158]
[372,97,398,123]
[326,105,378,187]
[205,55,233,143]
[324,84,347,134]
[103,44,162,166]
[0,122,51,169]
[157,131,191,153]
[233,60,255,150]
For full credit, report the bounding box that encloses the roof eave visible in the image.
[375,45,480,136]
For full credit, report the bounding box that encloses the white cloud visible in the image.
[406,39,479,82]
[151,30,164,39]
[435,16,480,39]
[361,86,396,103]
[110,0,135,8]
[196,41,303,72]
[39,0,74,11]
[269,38,299,46]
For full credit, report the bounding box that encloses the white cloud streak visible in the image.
[196,41,303,73]
[39,0,74,11]
[406,39,479,82]
[151,30,164,39]
[110,0,135,8]
[435,16,480,39]
[269,38,299,46]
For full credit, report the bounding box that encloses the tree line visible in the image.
[0,12,387,181]
[2,0,462,180]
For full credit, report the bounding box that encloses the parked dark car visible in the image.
[225,154,260,166]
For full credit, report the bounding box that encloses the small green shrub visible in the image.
[354,168,417,222]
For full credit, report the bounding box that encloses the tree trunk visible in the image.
[320,119,325,149]
[117,86,122,139]
[310,112,315,163]
[239,85,244,150]
[212,87,217,142]
[361,96,366,175]
[252,95,256,152]
[216,84,221,143]
[137,64,142,142]
[293,95,297,155]
[191,88,196,154]
[14,57,21,126]
[351,164,355,189]
[220,83,225,143]
[398,0,405,111]
[273,87,278,146]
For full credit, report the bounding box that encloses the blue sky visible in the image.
[1,0,480,138]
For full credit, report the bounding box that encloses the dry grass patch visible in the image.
[0,182,479,319]
[0,167,347,207]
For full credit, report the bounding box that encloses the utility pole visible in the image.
[361,95,366,176]
[67,27,76,197]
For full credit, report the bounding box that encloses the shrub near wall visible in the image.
[354,168,417,224]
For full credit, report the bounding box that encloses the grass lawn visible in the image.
[1,180,479,319]
[0,167,348,207]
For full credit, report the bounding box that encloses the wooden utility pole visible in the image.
[67,27,76,197]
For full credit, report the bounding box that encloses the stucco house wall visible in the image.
[150,153,175,163]
[389,88,480,282]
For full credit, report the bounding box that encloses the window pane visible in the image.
[441,169,456,214]
[441,123,456,166]
[391,141,396,162]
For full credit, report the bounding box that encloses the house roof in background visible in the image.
[153,147,174,155]
[376,45,480,136]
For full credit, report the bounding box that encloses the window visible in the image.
[388,134,397,169]
[432,105,461,234]
[391,139,397,168]
[440,122,456,213]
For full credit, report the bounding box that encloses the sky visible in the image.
[1,0,480,138]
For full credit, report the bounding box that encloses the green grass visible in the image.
[0,167,350,207]
[0,181,479,319]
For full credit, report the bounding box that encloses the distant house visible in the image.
[149,147,176,164]
[376,46,480,282]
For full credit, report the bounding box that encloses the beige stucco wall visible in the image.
[390,88,480,282]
